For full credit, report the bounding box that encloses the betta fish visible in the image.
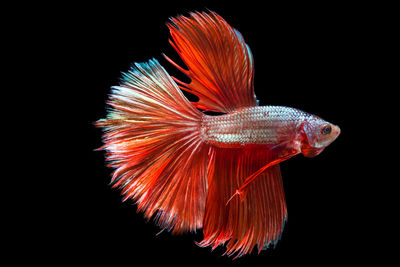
[96,11,340,258]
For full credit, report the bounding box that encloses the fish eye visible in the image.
[321,124,332,135]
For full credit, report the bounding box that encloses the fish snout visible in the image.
[331,124,341,140]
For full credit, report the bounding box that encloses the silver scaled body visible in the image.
[201,106,309,148]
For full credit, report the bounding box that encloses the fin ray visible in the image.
[97,59,209,233]
[200,147,287,257]
[166,11,257,112]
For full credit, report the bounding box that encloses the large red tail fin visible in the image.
[96,59,209,233]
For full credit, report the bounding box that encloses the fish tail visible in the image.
[96,59,209,233]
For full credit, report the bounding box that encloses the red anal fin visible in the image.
[200,147,287,258]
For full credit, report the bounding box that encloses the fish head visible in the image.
[300,115,340,158]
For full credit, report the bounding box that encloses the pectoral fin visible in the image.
[228,151,300,203]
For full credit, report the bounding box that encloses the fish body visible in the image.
[202,106,308,148]
[203,105,339,155]
[97,11,340,258]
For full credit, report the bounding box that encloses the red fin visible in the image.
[96,59,209,233]
[199,147,287,258]
[230,151,299,203]
[166,11,257,112]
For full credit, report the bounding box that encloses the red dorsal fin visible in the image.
[165,11,257,112]
[199,147,287,258]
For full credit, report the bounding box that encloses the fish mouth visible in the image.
[332,124,341,140]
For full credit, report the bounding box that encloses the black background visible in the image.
[39,2,386,265]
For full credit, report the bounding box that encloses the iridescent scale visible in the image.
[202,106,309,147]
